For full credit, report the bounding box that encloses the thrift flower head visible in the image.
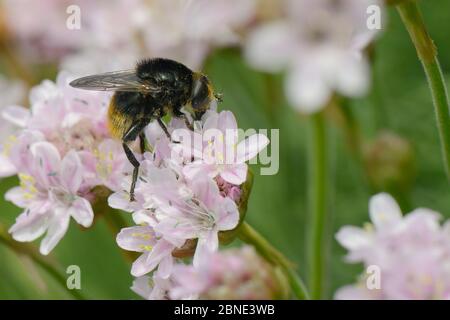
[2,0,145,62]
[335,193,450,300]
[110,107,269,284]
[112,159,240,275]
[170,246,284,300]
[2,71,127,254]
[3,0,256,69]
[245,0,382,113]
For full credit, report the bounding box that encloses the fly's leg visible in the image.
[122,122,147,201]
[122,143,140,202]
[157,117,172,139]
[180,114,194,131]
[173,108,194,131]
[139,132,146,154]
[156,117,182,144]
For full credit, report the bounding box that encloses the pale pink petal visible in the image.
[68,197,94,228]
[402,208,441,235]
[147,166,178,188]
[0,154,16,177]
[286,66,331,113]
[335,226,372,251]
[245,21,295,72]
[236,134,269,163]
[9,211,48,242]
[154,218,195,246]
[5,186,28,208]
[334,285,375,300]
[116,226,155,252]
[60,150,83,193]
[131,252,152,277]
[132,210,157,225]
[39,212,70,255]
[183,161,216,181]
[217,111,237,134]
[145,120,165,145]
[202,111,219,132]
[108,191,135,212]
[369,193,402,229]
[30,141,61,188]
[1,105,30,127]
[193,231,218,268]
[335,56,370,98]
[170,266,204,299]
[189,176,221,209]
[147,241,174,277]
[215,198,239,231]
[171,130,204,159]
[157,255,174,279]
[220,163,248,185]
[131,276,153,300]
[9,130,44,173]
[29,79,58,105]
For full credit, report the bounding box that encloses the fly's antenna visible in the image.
[214,92,223,102]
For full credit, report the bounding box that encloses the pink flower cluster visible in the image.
[3,0,256,70]
[170,246,282,300]
[110,110,269,298]
[132,246,282,300]
[335,193,450,300]
[0,71,127,254]
[2,0,148,62]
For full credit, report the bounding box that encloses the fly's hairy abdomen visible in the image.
[107,92,154,139]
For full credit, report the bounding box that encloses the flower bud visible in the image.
[363,131,415,194]
[218,169,253,245]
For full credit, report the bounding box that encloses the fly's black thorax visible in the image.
[136,58,193,115]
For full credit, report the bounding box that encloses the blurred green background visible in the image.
[1,1,450,299]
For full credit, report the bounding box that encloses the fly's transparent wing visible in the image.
[69,70,158,92]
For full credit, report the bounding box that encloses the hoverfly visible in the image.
[70,58,221,201]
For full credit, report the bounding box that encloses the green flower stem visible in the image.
[0,225,86,300]
[0,36,35,87]
[397,1,450,181]
[238,222,310,300]
[307,113,328,299]
[338,99,364,165]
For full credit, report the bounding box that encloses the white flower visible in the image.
[335,193,450,300]
[245,0,382,113]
